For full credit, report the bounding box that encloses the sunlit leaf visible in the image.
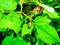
[41,4,54,13]
[34,16,51,26]
[43,8,59,18]
[0,0,17,11]
[36,24,59,44]
[22,24,32,36]
[0,12,21,33]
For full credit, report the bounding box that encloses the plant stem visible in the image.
[20,3,23,12]
[22,12,30,19]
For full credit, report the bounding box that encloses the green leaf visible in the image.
[0,0,17,11]
[1,35,13,45]
[34,16,51,26]
[0,12,21,33]
[36,25,59,44]
[40,4,60,18]
[22,24,32,36]
[36,39,44,45]
[57,26,60,32]
[0,28,6,32]
[1,35,30,45]
[0,12,4,20]
[40,0,53,3]
[43,9,59,18]
[13,37,29,45]
[54,4,60,8]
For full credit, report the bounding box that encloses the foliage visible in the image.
[0,0,60,45]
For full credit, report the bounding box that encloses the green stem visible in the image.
[22,12,30,19]
[20,3,23,12]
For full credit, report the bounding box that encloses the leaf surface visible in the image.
[1,35,13,45]
[0,0,17,11]
[34,16,51,25]
[0,12,21,33]
[22,24,32,36]
[36,25,59,44]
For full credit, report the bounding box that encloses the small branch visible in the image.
[22,12,30,19]
[20,3,23,12]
